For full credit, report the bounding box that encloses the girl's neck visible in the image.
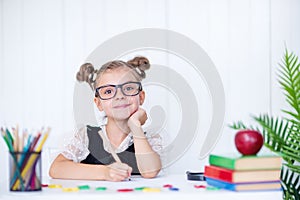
[105,118,130,148]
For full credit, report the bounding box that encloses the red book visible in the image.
[204,165,280,183]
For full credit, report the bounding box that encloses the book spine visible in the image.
[206,177,282,192]
[209,154,235,169]
[204,165,233,182]
[206,177,236,191]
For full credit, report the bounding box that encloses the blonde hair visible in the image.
[76,56,150,90]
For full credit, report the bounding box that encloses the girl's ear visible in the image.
[94,97,104,111]
[139,91,145,105]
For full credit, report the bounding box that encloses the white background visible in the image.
[0,0,300,178]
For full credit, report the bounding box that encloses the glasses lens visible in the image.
[122,82,141,96]
[98,86,116,99]
[97,82,141,100]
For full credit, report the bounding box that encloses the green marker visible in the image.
[206,186,220,191]
[134,187,146,191]
[78,185,90,190]
[95,187,107,191]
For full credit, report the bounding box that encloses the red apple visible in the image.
[235,130,264,155]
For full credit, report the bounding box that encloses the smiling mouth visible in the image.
[113,104,130,109]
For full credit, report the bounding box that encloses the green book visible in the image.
[209,154,282,170]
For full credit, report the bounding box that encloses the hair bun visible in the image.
[76,63,97,90]
[127,56,150,79]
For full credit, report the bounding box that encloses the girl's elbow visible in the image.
[48,158,65,179]
[140,169,161,179]
[48,153,69,178]
[48,162,58,178]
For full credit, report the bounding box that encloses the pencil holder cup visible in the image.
[9,151,42,191]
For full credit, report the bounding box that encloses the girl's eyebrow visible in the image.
[98,81,140,88]
[98,84,117,88]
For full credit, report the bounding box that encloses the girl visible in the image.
[49,56,162,181]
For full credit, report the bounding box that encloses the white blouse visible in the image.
[62,125,163,163]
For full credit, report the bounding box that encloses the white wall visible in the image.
[1,0,300,179]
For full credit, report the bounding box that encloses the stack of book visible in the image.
[204,154,282,191]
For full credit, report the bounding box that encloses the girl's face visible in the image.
[94,67,145,121]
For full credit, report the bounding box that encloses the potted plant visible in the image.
[230,49,300,200]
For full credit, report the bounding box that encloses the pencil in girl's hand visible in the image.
[98,130,121,163]
[98,130,131,181]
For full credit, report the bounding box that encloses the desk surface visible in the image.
[0,174,282,200]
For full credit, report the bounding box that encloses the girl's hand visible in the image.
[128,107,147,130]
[105,162,132,182]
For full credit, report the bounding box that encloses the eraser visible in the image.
[186,171,206,181]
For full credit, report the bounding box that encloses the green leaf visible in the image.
[278,49,300,121]
[228,121,249,130]
[282,150,300,163]
[284,163,300,174]
[282,110,299,120]
[281,167,300,200]
[229,49,300,200]
[253,115,293,159]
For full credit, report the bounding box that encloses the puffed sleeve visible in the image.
[147,133,163,154]
[61,126,90,163]
[144,127,169,176]
[144,126,168,157]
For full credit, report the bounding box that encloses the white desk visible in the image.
[0,174,282,200]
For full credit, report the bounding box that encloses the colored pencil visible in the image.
[1,126,50,191]
[98,130,131,180]
[12,129,50,190]
[98,130,121,163]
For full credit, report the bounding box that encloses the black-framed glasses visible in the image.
[95,81,142,100]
